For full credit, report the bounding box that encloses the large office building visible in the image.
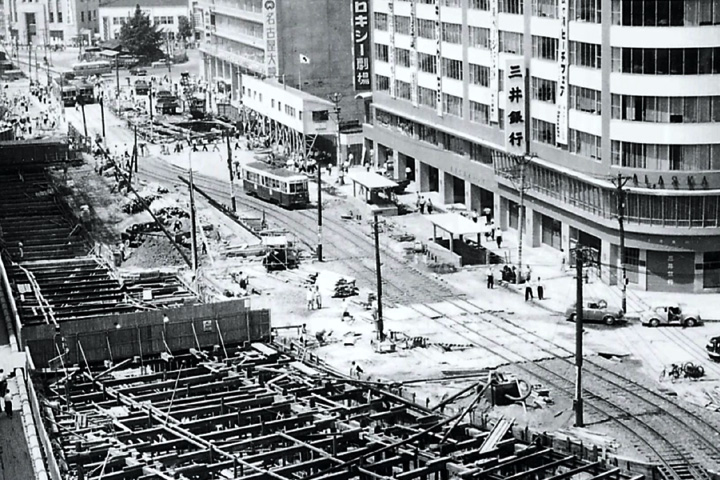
[6,0,99,46]
[363,0,720,292]
[195,0,362,121]
[99,0,187,41]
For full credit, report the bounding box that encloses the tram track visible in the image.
[408,297,720,479]
[134,156,720,477]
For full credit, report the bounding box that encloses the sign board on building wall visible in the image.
[504,58,526,155]
[388,0,396,97]
[556,0,569,145]
[434,0,442,116]
[489,0,499,123]
[66,0,75,24]
[263,0,279,78]
[352,0,372,91]
[409,0,418,106]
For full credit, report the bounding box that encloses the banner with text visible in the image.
[410,0,418,106]
[556,0,569,145]
[489,0,499,123]
[352,0,372,91]
[435,0,443,116]
[388,0,396,97]
[263,0,279,78]
[504,58,526,156]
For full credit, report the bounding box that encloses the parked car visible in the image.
[565,298,625,326]
[130,67,147,76]
[707,336,720,361]
[641,304,702,327]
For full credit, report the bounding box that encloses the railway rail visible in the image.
[135,156,720,478]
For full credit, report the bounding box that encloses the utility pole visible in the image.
[134,125,138,173]
[373,214,385,341]
[188,147,199,273]
[115,54,120,99]
[79,98,88,138]
[502,154,534,284]
[225,130,236,212]
[317,160,323,262]
[99,97,106,138]
[328,92,343,168]
[612,173,631,313]
[574,247,585,428]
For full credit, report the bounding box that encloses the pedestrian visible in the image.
[341,298,351,321]
[561,249,567,272]
[350,361,356,377]
[486,266,495,289]
[427,198,434,214]
[536,277,544,300]
[471,210,478,223]
[202,140,209,152]
[405,166,412,179]
[495,231,503,249]
[17,241,24,259]
[212,141,220,152]
[525,265,532,283]
[524,278,534,301]
[4,391,12,418]
[239,271,248,290]
[313,285,322,309]
[0,369,7,397]
[306,288,315,310]
[355,363,364,378]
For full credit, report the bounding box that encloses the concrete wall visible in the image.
[277,0,362,122]
[24,299,272,367]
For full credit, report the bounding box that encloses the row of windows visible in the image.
[418,19,436,39]
[532,35,557,61]
[419,86,436,107]
[499,31,523,55]
[496,148,720,227]
[611,141,720,171]
[570,42,601,69]
[153,16,175,25]
[442,22,462,44]
[569,129,601,160]
[532,118,556,145]
[419,52,436,74]
[612,95,720,123]
[442,58,463,80]
[374,108,495,165]
[470,100,490,124]
[530,0,602,22]
[571,86,601,115]
[470,63,490,86]
[531,77,556,103]
[396,48,411,67]
[469,26,489,49]
[612,47,720,75]
[612,0,720,27]
[443,93,463,116]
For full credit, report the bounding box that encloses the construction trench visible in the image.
[0,141,646,480]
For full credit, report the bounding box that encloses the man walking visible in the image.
[524,278,534,301]
[486,266,495,289]
[536,277,544,300]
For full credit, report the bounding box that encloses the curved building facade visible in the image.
[363,0,720,292]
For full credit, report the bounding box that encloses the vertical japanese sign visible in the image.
[263,0,278,77]
[409,0,418,106]
[434,0,442,116]
[66,0,75,24]
[489,0,499,122]
[556,0,569,145]
[352,0,372,91]
[504,58,526,155]
[388,0,396,97]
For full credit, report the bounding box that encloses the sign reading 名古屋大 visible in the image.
[434,0,442,116]
[352,0,372,91]
[263,0,279,78]
[504,58,526,156]
[387,0,396,96]
[556,0,569,145]
[489,0,499,123]
[409,0,418,106]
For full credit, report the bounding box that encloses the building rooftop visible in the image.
[99,0,187,8]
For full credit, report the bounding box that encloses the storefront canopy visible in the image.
[428,213,489,237]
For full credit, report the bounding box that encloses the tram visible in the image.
[241,161,309,208]
[72,60,112,77]
[73,80,95,104]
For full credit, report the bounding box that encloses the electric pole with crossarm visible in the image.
[611,173,632,314]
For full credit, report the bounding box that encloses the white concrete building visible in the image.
[99,0,187,42]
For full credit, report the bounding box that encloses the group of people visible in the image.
[415,195,434,214]
[486,265,545,301]
[306,284,323,310]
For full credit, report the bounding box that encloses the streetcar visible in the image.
[241,161,309,208]
[52,75,78,107]
[72,60,112,77]
[73,80,95,104]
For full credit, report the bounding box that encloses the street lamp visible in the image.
[328,92,343,168]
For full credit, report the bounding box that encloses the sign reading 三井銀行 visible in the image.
[556,0,569,145]
[504,58,526,156]
[352,0,372,91]
[263,0,279,78]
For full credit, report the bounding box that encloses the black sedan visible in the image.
[707,336,720,361]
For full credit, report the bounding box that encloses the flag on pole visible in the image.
[299,54,311,64]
